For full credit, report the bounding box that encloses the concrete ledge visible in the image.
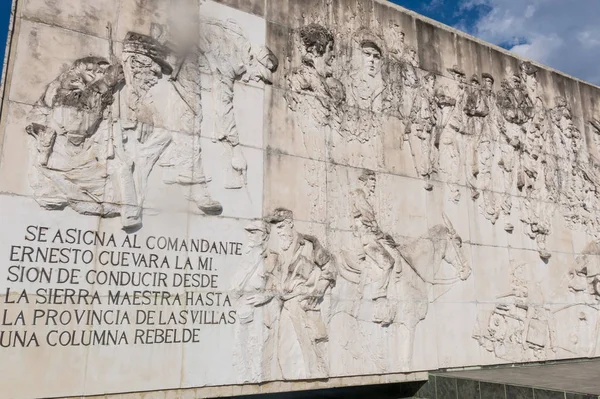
[76,372,428,399]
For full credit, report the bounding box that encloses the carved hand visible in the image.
[246,293,273,307]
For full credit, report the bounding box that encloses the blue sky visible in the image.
[391,0,600,85]
[1,1,600,84]
[0,0,10,77]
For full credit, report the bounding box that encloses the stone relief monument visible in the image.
[4,0,600,398]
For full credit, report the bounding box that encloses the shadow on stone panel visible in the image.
[214,381,426,399]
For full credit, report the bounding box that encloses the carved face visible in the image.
[488,312,507,340]
[407,48,417,63]
[124,53,162,93]
[244,229,269,253]
[483,77,494,91]
[509,76,521,90]
[275,219,294,251]
[568,265,588,293]
[362,175,376,194]
[361,45,382,78]
[312,41,334,78]
[424,75,436,91]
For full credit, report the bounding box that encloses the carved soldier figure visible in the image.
[196,18,279,189]
[518,63,545,195]
[401,45,420,119]
[383,28,405,122]
[437,66,468,202]
[387,22,406,63]
[347,30,385,112]
[265,208,336,380]
[516,62,552,259]
[350,169,398,301]
[25,57,141,228]
[119,31,223,216]
[231,220,279,381]
[550,97,588,233]
[569,242,600,303]
[344,30,388,144]
[496,74,533,232]
[464,74,490,199]
[407,72,438,190]
[549,98,572,204]
[477,73,501,222]
[232,221,274,322]
[287,24,345,154]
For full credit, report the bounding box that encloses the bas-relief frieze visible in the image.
[3,0,600,396]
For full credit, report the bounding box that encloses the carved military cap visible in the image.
[356,29,384,55]
[470,74,480,84]
[358,169,376,182]
[447,65,465,76]
[244,220,271,234]
[123,32,173,75]
[265,208,294,224]
[481,72,494,83]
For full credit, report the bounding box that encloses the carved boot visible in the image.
[189,184,223,215]
[224,146,247,189]
[423,178,433,191]
[121,207,142,231]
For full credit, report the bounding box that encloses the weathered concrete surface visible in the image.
[1,0,600,397]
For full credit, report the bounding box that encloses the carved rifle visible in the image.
[106,23,117,159]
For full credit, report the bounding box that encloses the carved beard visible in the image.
[131,72,158,102]
[125,56,160,109]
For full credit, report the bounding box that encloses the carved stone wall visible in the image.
[1,0,600,397]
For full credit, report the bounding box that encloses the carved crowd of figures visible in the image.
[26,19,278,229]
[22,7,600,379]
[474,251,600,363]
[284,22,600,261]
[233,203,470,380]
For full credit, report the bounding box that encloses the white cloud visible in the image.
[460,0,600,84]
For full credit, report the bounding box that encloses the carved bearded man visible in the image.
[120,31,224,216]
[25,57,142,228]
[265,208,336,380]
